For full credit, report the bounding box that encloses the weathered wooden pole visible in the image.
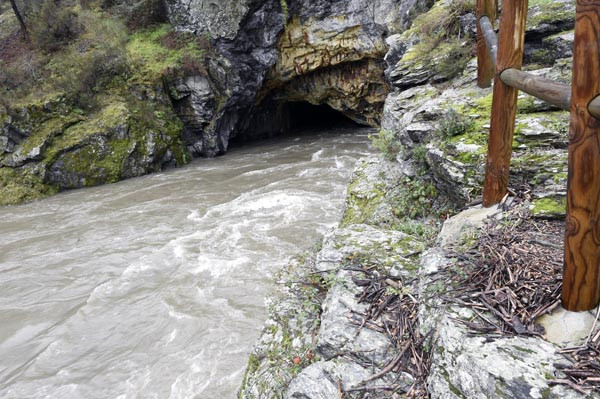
[476,0,497,87]
[562,0,600,311]
[482,0,528,207]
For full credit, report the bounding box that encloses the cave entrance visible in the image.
[229,100,367,148]
[285,102,363,132]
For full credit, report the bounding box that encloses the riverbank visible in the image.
[238,1,600,395]
[238,154,599,398]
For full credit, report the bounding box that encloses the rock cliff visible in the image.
[0,0,431,204]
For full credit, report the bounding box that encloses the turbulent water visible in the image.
[0,128,374,398]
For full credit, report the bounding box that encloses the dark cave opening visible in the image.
[285,102,363,132]
[229,100,367,148]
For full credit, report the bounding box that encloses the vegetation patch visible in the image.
[531,197,566,219]
[395,0,475,83]
[435,109,474,140]
[369,129,402,161]
[0,166,58,205]
[127,24,208,83]
[389,177,437,220]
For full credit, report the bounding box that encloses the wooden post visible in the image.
[482,0,528,207]
[477,0,497,87]
[562,0,600,311]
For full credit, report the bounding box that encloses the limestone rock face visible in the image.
[166,0,284,156]
[379,53,573,206]
[166,0,250,39]
[164,0,430,156]
[277,58,389,126]
[239,221,423,399]
[259,0,422,127]
[169,75,216,156]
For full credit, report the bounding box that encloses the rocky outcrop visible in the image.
[239,158,428,398]
[165,0,432,156]
[378,0,575,207]
[0,93,188,205]
[0,0,432,204]
[421,209,597,399]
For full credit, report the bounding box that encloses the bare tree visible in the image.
[8,0,29,40]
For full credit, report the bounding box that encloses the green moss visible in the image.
[341,173,386,226]
[517,95,537,114]
[531,197,566,218]
[0,167,58,206]
[444,93,494,148]
[453,149,483,164]
[394,0,475,82]
[528,0,575,28]
[40,96,188,189]
[17,115,82,157]
[553,171,568,183]
[239,353,261,397]
[280,0,288,22]
[127,24,205,83]
[44,100,130,162]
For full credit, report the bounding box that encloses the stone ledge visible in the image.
[422,207,600,399]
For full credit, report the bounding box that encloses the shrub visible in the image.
[29,0,83,52]
[126,0,168,30]
[127,25,208,81]
[390,177,438,219]
[435,109,474,139]
[47,13,128,108]
[412,144,429,175]
[369,129,402,160]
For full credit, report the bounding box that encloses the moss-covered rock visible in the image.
[386,0,475,90]
[527,0,575,37]
[45,96,189,189]
[531,197,567,219]
[0,91,190,204]
[0,165,58,206]
[0,6,206,205]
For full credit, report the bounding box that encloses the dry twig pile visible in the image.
[347,255,432,399]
